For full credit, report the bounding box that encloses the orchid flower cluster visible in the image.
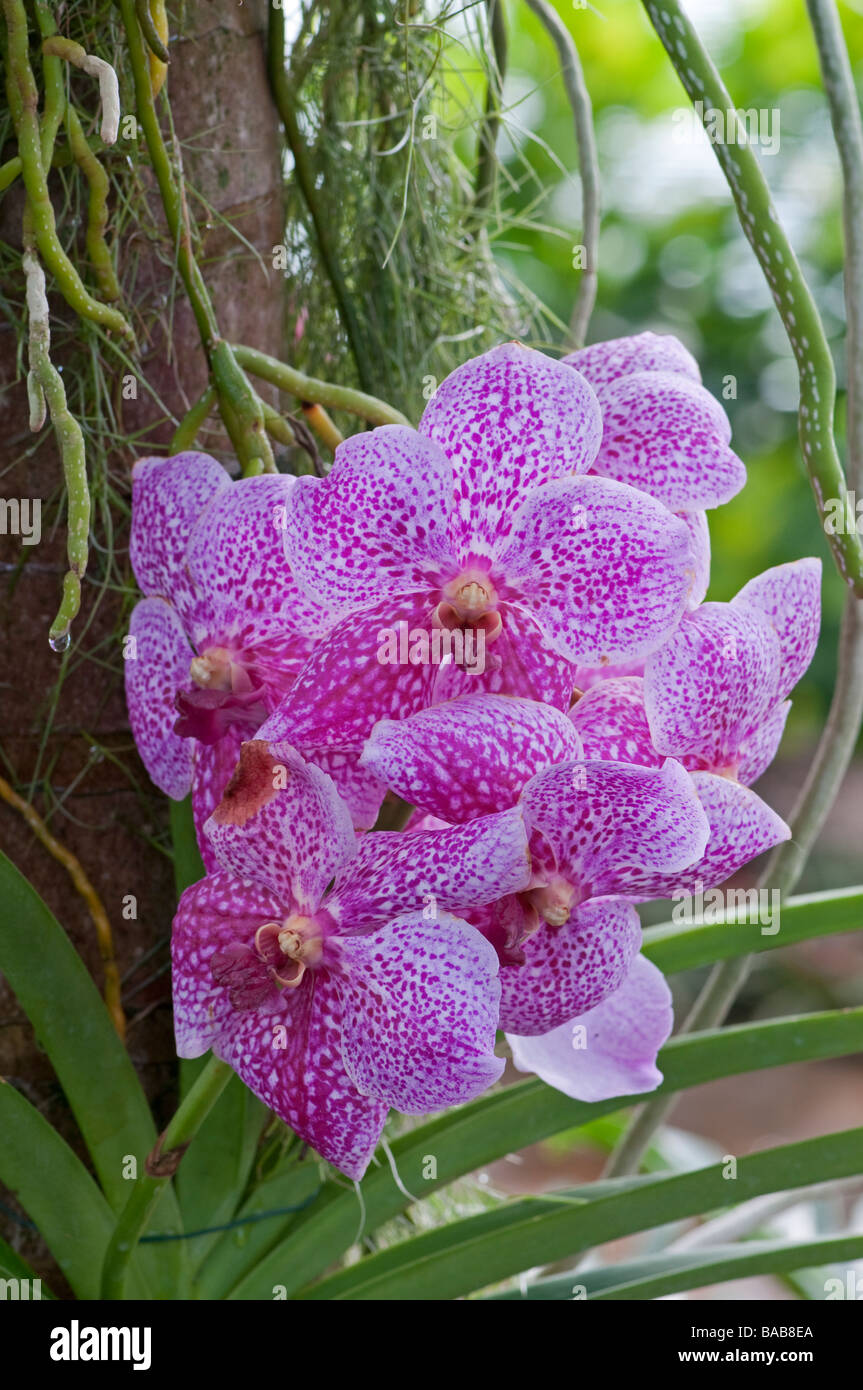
[125,334,821,1179]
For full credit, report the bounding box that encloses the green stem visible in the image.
[135,0,170,64]
[474,0,507,217]
[523,0,599,348]
[171,383,217,453]
[267,4,370,391]
[100,1054,232,1299]
[65,105,122,301]
[2,0,132,339]
[232,342,411,426]
[641,0,863,594]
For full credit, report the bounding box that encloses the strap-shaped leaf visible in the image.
[229,1005,863,1299]
[194,1158,325,1300]
[0,850,184,1295]
[643,885,863,975]
[0,1082,146,1300]
[305,1127,863,1300]
[485,1234,863,1300]
[0,1234,55,1298]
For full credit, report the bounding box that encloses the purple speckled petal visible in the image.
[191,730,244,874]
[172,871,283,1056]
[361,695,582,821]
[589,371,745,512]
[570,676,661,766]
[428,602,578,711]
[306,749,388,830]
[257,596,438,752]
[520,758,709,897]
[339,911,504,1112]
[644,603,781,774]
[172,875,387,1178]
[184,473,329,646]
[329,806,531,930]
[497,475,693,666]
[563,331,701,392]
[683,510,711,608]
[572,654,645,691]
[737,700,791,785]
[281,426,454,619]
[498,897,642,1034]
[507,953,673,1101]
[125,597,194,799]
[204,739,356,909]
[732,558,821,704]
[418,343,602,558]
[129,452,229,605]
[622,772,790,899]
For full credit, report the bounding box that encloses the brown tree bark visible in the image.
[0,0,284,1287]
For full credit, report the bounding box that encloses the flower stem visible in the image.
[232,342,411,427]
[523,0,599,349]
[641,0,863,594]
[100,1054,232,1299]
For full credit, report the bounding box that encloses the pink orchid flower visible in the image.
[259,344,699,760]
[172,739,531,1178]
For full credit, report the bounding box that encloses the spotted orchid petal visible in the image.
[258,596,438,752]
[171,872,387,1179]
[737,700,791,785]
[339,911,504,1112]
[418,342,602,558]
[563,331,701,391]
[129,452,229,608]
[644,603,781,775]
[570,676,661,766]
[497,475,693,666]
[329,807,532,930]
[183,473,328,647]
[498,897,642,1034]
[621,772,790,900]
[732,558,821,705]
[191,731,245,875]
[282,426,454,620]
[204,740,356,909]
[520,758,710,897]
[427,602,578,711]
[683,510,711,608]
[588,371,746,513]
[507,953,673,1101]
[361,695,582,821]
[125,598,194,799]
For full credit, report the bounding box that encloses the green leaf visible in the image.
[0,1082,146,1300]
[167,799,269,1269]
[0,1236,56,1298]
[0,850,183,1295]
[230,1005,863,1299]
[306,1127,863,1299]
[485,1235,863,1300]
[193,1157,325,1300]
[175,1070,267,1271]
[169,795,205,897]
[643,885,863,975]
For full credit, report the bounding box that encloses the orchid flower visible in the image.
[259,344,699,759]
[125,453,385,866]
[172,739,531,1177]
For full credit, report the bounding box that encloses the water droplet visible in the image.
[49,630,71,653]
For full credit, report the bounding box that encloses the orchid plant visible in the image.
[2,0,863,1308]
